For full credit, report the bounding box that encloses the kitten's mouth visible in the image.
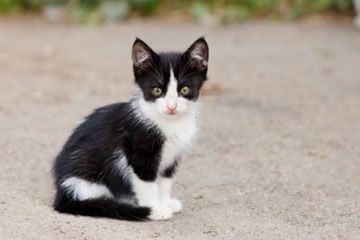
[164,110,179,116]
[166,112,177,116]
[165,109,177,115]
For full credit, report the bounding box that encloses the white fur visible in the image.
[131,171,173,220]
[114,150,131,183]
[164,70,178,109]
[157,177,182,213]
[61,177,113,201]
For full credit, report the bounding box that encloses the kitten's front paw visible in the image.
[149,205,173,221]
[166,198,182,213]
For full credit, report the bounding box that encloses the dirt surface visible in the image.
[0,18,360,240]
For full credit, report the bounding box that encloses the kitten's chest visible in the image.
[159,117,197,171]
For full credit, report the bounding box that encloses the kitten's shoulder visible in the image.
[74,102,132,133]
[87,102,131,120]
[92,102,130,115]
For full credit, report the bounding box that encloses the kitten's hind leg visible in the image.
[131,173,173,220]
[157,177,182,213]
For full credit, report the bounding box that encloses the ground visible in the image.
[0,18,359,240]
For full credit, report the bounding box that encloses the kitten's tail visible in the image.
[54,192,150,221]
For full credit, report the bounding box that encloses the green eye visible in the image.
[152,87,162,96]
[180,86,190,95]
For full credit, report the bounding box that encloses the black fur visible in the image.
[54,191,150,221]
[53,37,208,221]
[161,160,178,178]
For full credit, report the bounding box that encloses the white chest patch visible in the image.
[159,115,197,171]
[133,100,198,172]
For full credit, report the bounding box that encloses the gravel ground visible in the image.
[0,18,359,240]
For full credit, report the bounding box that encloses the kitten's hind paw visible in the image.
[166,198,182,213]
[149,205,173,221]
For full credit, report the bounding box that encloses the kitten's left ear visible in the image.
[183,37,209,71]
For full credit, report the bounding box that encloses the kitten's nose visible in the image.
[166,104,177,114]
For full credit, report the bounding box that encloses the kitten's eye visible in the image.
[152,87,162,96]
[180,86,190,96]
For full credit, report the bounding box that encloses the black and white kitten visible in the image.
[53,37,209,221]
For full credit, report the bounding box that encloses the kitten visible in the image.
[53,37,209,221]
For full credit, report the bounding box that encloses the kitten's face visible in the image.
[132,38,208,118]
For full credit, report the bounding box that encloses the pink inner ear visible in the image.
[191,52,207,66]
[132,39,155,67]
[137,53,149,64]
[133,48,150,66]
[191,51,203,60]
[188,40,208,67]
[190,50,208,70]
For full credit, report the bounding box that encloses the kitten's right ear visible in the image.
[183,37,209,71]
[132,38,157,69]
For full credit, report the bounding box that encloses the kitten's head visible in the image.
[132,37,208,118]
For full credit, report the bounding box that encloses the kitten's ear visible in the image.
[132,38,157,69]
[183,37,209,71]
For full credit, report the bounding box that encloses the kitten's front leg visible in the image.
[131,173,172,220]
[157,177,182,213]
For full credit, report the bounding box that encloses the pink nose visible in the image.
[167,105,177,113]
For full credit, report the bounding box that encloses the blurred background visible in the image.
[0,0,357,24]
[1,1,360,240]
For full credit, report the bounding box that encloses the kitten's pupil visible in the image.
[152,87,162,96]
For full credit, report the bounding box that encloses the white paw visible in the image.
[165,198,182,213]
[149,205,173,221]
